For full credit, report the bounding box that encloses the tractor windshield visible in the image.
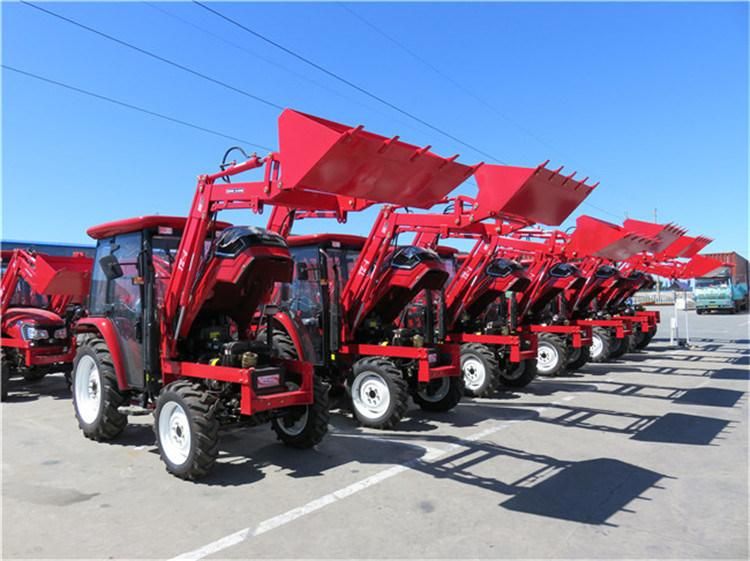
[695,277,729,290]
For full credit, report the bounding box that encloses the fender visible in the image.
[272,312,306,361]
[75,318,129,390]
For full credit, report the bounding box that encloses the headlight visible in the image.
[22,326,49,340]
[54,328,67,340]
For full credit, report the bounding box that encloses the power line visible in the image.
[21,1,284,111]
[193,1,506,164]
[2,64,271,149]
[337,4,623,222]
[338,3,563,161]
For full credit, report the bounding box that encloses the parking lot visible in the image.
[2,309,748,559]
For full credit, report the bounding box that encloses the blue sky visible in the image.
[2,2,748,256]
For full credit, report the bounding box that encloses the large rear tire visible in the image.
[501,359,538,388]
[567,345,591,372]
[272,376,329,448]
[589,328,613,363]
[536,334,568,377]
[154,380,219,481]
[72,337,127,440]
[460,343,499,397]
[413,376,464,412]
[349,357,408,430]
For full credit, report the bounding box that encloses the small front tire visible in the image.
[154,381,219,481]
[460,343,499,397]
[536,334,568,376]
[589,328,613,363]
[567,345,591,371]
[349,357,409,430]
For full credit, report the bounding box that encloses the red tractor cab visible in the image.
[1,249,92,400]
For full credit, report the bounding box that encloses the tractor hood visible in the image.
[2,308,65,340]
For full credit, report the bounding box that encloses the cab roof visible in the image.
[87,216,231,240]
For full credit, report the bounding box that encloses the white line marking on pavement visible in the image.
[170,422,513,561]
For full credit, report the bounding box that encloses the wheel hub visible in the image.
[462,358,485,391]
[351,372,391,420]
[536,343,559,373]
[591,335,603,358]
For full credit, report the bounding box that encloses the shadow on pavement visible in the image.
[500,458,664,525]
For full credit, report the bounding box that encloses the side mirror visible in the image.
[99,255,123,281]
[296,262,309,281]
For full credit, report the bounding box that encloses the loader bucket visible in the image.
[472,162,597,226]
[31,254,92,298]
[277,109,476,209]
[681,255,725,279]
[622,219,686,254]
[660,235,712,260]
[566,216,656,261]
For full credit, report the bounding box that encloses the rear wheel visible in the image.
[501,359,538,388]
[272,376,329,448]
[610,335,632,359]
[414,376,464,412]
[72,337,127,440]
[590,328,613,363]
[460,343,499,397]
[154,380,219,481]
[349,357,408,430]
[536,334,568,376]
[567,345,591,371]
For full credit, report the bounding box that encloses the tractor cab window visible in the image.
[151,235,181,306]
[279,246,324,363]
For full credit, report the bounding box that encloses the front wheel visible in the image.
[500,359,538,388]
[72,338,127,440]
[349,357,409,430]
[272,377,329,448]
[536,334,569,376]
[413,376,464,412]
[460,343,499,397]
[154,381,219,481]
[589,328,613,363]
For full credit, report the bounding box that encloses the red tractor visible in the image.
[262,111,479,429]
[72,108,449,478]
[1,249,91,400]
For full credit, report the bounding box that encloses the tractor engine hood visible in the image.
[362,246,449,326]
[2,308,66,341]
[200,226,293,327]
[460,258,531,320]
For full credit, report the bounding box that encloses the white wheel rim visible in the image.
[351,372,391,420]
[158,402,191,466]
[462,357,486,391]
[417,377,450,403]
[75,355,101,424]
[591,334,604,359]
[536,342,559,374]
